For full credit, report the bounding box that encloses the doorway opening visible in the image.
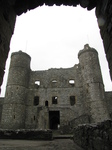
[49,111,60,130]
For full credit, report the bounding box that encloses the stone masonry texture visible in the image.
[0,45,112,150]
[0,1,112,149]
[0,45,111,131]
[73,120,112,150]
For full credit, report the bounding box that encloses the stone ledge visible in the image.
[0,129,53,140]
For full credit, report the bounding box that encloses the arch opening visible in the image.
[1,4,112,97]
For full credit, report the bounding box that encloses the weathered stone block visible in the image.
[73,120,112,150]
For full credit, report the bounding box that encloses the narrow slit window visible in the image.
[70,96,76,106]
[45,100,48,107]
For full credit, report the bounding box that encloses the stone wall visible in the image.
[78,45,110,122]
[96,0,112,80]
[13,0,97,15]
[73,120,112,150]
[0,45,110,130]
[0,129,53,140]
[105,91,112,119]
[25,64,86,129]
[59,114,90,134]
[0,2,16,93]
[1,51,31,129]
[70,114,90,128]
[0,98,3,124]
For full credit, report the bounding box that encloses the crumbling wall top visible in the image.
[78,44,98,58]
[0,0,98,15]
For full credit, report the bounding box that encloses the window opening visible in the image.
[69,79,75,86]
[34,115,35,121]
[70,96,76,106]
[45,100,48,107]
[52,80,57,83]
[52,96,58,104]
[35,80,40,86]
[34,96,39,106]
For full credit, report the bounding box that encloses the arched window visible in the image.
[69,79,75,86]
[52,80,57,83]
[52,96,58,104]
[51,79,58,88]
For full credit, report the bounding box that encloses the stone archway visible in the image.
[0,0,112,93]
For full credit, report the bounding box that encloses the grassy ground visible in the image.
[0,139,84,150]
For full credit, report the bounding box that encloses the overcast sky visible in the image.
[1,5,112,96]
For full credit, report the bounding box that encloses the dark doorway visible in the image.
[49,111,60,130]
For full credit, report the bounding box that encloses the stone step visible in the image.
[53,134,73,139]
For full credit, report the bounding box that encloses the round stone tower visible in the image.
[1,51,31,129]
[78,44,110,123]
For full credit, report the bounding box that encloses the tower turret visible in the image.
[78,44,110,123]
[1,51,31,129]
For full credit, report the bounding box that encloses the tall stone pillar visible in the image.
[1,51,31,129]
[0,2,16,93]
[78,44,110,123]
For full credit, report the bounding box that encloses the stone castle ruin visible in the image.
[0,0,112,148]
[0,44,112,132]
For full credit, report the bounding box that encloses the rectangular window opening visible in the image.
[52,96,58,104]
[34,96,39,106]
[70,96,76,106]
[35,80,40,86]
